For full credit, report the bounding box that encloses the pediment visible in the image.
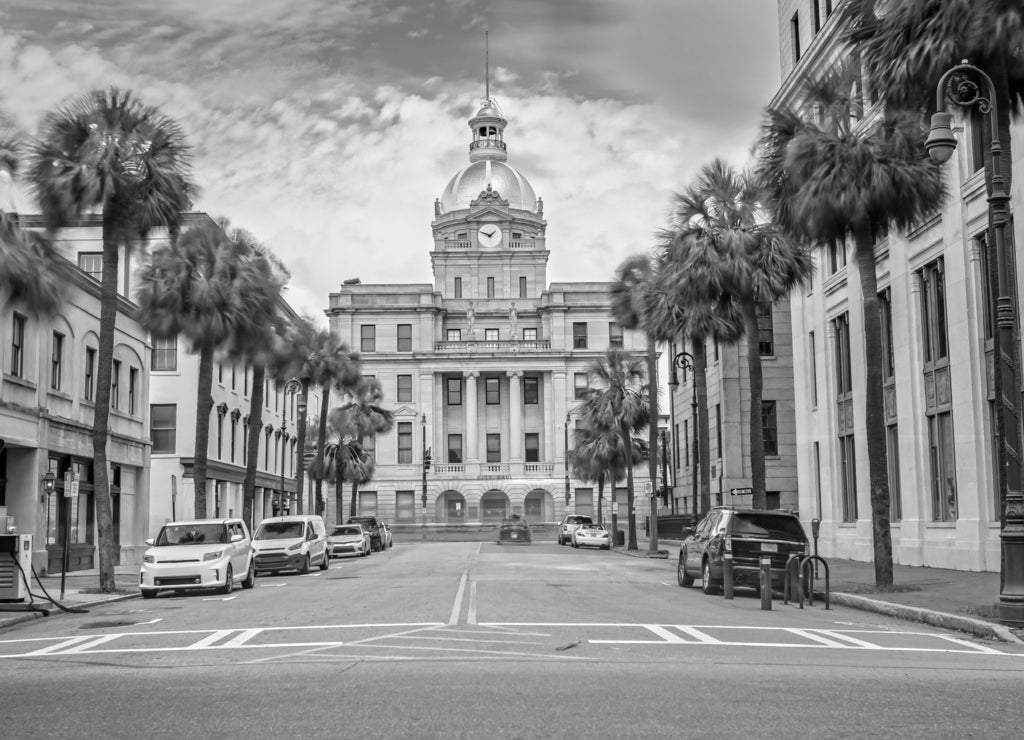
[469,184,509,209]
[393,405,419,418]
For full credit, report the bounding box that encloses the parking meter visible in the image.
[810,517,820,577]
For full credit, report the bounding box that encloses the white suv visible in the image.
[558,515,594,546]
[140,518,255,599]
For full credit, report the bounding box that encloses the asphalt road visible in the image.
[3,541,1022,739]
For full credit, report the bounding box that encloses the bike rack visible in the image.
[783,554,830,610]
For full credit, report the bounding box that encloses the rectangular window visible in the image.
[929,412,957,521]
[833,314,853,395]
[572,322,588,349]
[813,0,821,31]
[574,372,589,400]
[84,347,96,401]
[78,252,103,281]
[485,377,500,405]
[968,107,985,175]
[10,313,25,376]
[231,417,237,463]
[887,424,902,522]
[217,413,224,459]
[397,324,412,352]
[363,434,376,462]
[398,422,413,464]
[397,374,412,403]
[487,277,495,298]
[574,488,594,517]
[151,404,177,454]
[111,359,121,409]
[757,302,774,356]
[522,328,537,342]
[762,401,778,456]
[447,329,462,342]
[396,491,416,522]
[525,433,539,463]
[791,11,801,64]
[840,434,857,522]
[519,276,527,298]
[485,328,499,341]
[454,277,462,298]
[715,404,722,458]
[51,331,64,390]
[683,419,690,467]
[361,325,376,352]
[218,362,224,384]
[609,322,624,348]
[447,377,462,405]
[358,491,378,517]
[244,364,249,395]
[448,434,463,464]
[128,367,138,415]
[523,376,539,404]
[486,433,501,463]
[919,259,948,364]
[828,239,847,275]
[231,363,236,390]
[809,331,818,407]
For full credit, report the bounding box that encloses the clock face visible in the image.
[478,225,503,248]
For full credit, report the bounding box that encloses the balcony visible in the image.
[434,340,551,353]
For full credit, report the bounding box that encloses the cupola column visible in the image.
[508,370,523,462]
[465,371,480,461]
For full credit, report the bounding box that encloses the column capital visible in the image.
[506,370,523,379]
[464,370,480,379]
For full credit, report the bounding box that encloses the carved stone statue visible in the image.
[467,301,476,337]
[509,302,518,338]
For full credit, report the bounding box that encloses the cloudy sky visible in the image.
[0,0,781,320]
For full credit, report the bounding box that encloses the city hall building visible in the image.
[326,95,651,527]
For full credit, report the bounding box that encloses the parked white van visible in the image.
[252,515,329,574]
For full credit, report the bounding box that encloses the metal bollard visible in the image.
[759,555,772,610]
[723,552,734,600]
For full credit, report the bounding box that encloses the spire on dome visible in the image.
[468,29,508,164]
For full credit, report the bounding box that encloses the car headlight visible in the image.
[143,554,154,564]
[287,542,302,551]
[203,551,224,561]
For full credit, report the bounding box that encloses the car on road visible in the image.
[572,522,611,549]
[497,515,532,544]
[348,515,384,551]
[140,518,256,599]
[380,521,393,549]
[252,515,329,574]
[327,523,372,558]
[677,507,808,595]
[557,514,593,546]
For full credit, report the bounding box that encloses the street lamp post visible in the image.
[564,411,571,513]
[421,413,430,524]
[659,429,671,515]
[282,377,303,517]
[927,60,1024,626]
[668,351,699,525]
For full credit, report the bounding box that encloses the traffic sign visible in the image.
[731,487,753,496]
[64,471,80,498]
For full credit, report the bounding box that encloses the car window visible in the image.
[331,526,362,536]
[732,514,806,540]
[156,523,228,546]
[254,522,304,540]
[566,516,592,525]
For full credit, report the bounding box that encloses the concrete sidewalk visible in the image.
[0,565,140,630]
[621,538,1024,644]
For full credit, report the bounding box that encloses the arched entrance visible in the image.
[436,490,466,523]
[524,489,554,523]
[480,490,509,523]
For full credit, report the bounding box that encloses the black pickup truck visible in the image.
[347,516,383,552]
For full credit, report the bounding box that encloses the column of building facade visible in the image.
[508,370,523,462]
[465,371,479,461]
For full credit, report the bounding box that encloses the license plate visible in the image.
[511,533,518,539]
[761,543,778,553]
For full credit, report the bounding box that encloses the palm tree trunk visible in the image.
[623,420,637,550]
[597,474,605,527]
[742,299,767,510]
[313,383,331,516]
[242,361,266,530]
[646,333,660,549]
[855,220,893,588]
[91,216,119,592]
[192,340,216,518]
[693,338,712,516]
[350,479,359,518]
[295,379,310,515]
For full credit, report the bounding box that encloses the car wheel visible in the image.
[242,560,256,589]
[300,554,311,575]
[678,554,694,587]
[220,565,234,595]
[141,588,157,599]
[320,552,329,571]
[702,559,719,595]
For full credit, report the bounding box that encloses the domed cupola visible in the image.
[439,95,538,214]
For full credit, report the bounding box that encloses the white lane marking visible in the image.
[24,636,96,656]
[186,630,237,649]
[468,581,478,625]
[935,635,1008,655]
[448,571,468,625]
[223,629,263,648]
[390,635,547,645]
[258,583,287,588]
[816,630,883,648]
[674,626,722,644]
[785,628,850,648]
[136,618,162,625]
[201,596,237,601]
[645,625,687,643]
[64,634,122,653]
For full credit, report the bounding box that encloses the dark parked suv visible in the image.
[348,516,383,552]
[677,507,808,595]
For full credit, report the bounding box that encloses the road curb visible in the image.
[0,592,140,631]
[829,592,1024,644]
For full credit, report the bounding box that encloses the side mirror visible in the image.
[145,538,154,546]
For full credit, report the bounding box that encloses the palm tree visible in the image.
[669,159,812,510]
[0,133,64,313]
[570,421,649,531]
[609,255,661,546]
[316,407,376,525]
[137,219,269,518]
[333,377,395,518]
[307,333,361,516]
[27,88,195,592]
[759,61,946,587]
[579,349,649,549]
